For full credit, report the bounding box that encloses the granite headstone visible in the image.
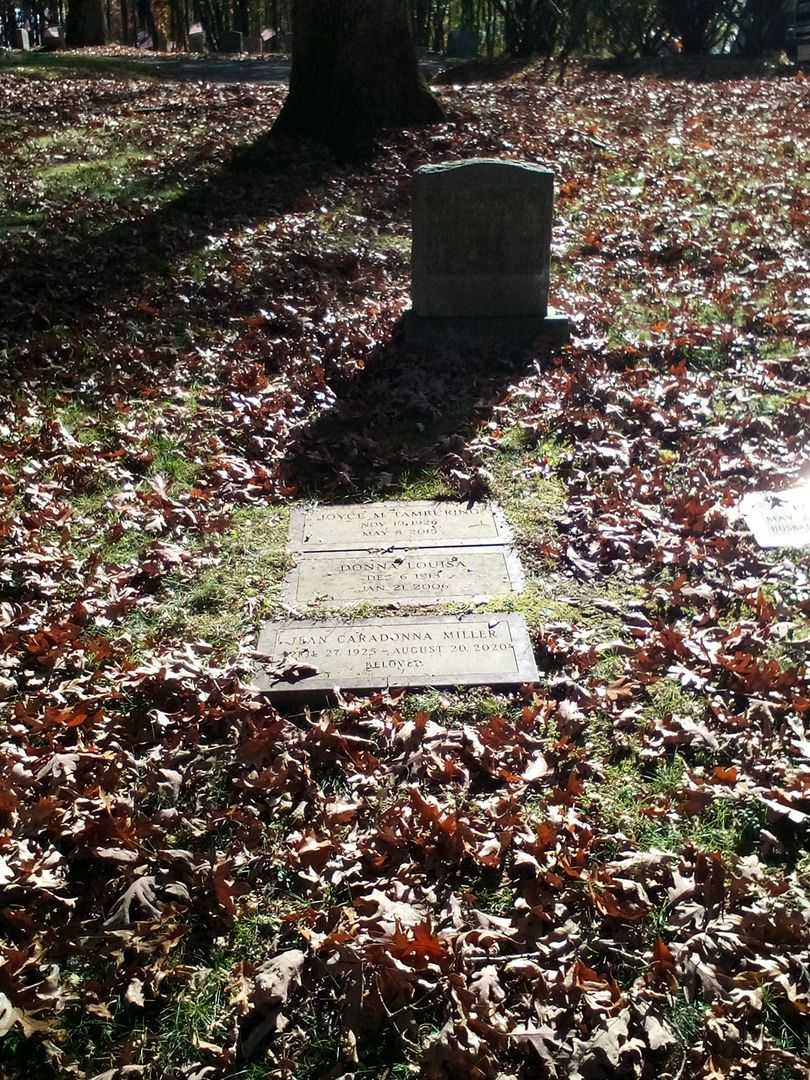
[407,159,568,343]
[220,29,244,53]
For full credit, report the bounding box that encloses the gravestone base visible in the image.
[399,307,570,348]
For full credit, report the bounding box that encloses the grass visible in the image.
[488,574,639,641]
[155,964,231,1070]
[0,51,161,81]
[589,753,768,856]
[488,433,569,546]
[126,505,290,654]
[643,677,704,726]
[401,686,521,726]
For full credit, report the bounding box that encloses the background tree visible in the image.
[66,0,108,44]
[734,0,790,57]
[592,0,664,57]
[272,0,444,156]
[658,0,737,55]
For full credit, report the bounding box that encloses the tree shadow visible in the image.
[431,54,538,85]
[282,324,554,499]
[0,131,336,358]
[584,54,795,83]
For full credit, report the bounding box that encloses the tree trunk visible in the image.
[272,0,444,156]
[66,0,108,44]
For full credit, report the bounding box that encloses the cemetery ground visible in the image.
[0,55,809,1080]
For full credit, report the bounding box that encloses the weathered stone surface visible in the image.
[219,29,244,53]
[14,28,31,50]
[188,29,206,51]
[411,159,554,319]
[740,486,810,547]
[285,546,525,607]
[254,613,538,694]
[289,500,512,552]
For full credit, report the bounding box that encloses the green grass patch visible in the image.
[155,964,231,1071]
[488,574,639,641]
[0,209,46,234]
[395,468,456,501]
[643,677,704,726]
[401,686,521,727]
[589,753,767,856]
[0,52,160,81]
[487,435,568,547]
[127,505,291,655]
[39,151,147,200]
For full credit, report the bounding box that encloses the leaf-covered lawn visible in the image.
[0,59,809,1080]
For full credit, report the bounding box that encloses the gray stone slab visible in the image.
[285,545,525,608]
[14,28,31,50]
[254,613,538,694]
[740,486,810,547]
[412,159,554,319]
[289,500,512,552]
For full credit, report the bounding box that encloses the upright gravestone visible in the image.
[42,25,65,49]
[406,159,569,344]
[220,29,244,53]
[261,27,276,51]
[446,28,479,58]
[188,24,205,51]
[14,28,31,50]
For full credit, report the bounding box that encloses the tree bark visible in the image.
[272,0,444,156]
[66,0,108,45]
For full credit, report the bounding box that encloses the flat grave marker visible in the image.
[285,546,525,607]
[740,486,810,548]
[255,613,538,694]
[289,500,512,552]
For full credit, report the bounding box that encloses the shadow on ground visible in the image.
[0,132,337,359]
[283,326,551,499]
[585,54,797,82]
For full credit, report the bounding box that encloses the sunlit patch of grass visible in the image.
[589,753,767,856]
[643,677,705,726]
[488,574,638,642]
[591,651,626,681]
[129,505,291,655]
[396,468,456,500]
[401,687,519,727]
[488,435,569,547]
[0,52,160,80]
[39,151,147,200]
[146,433,201,489]
[155,964,231,1071]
